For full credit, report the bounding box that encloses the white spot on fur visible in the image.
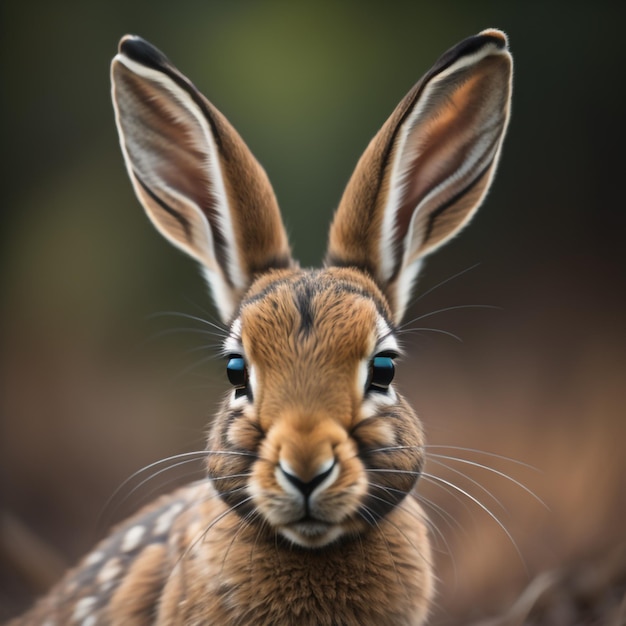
[121,525,146,553]
[81,617,97,626]
[72,596,97,622]
[97,557,122,587]
[84,550,104,567]
[153,502,184,535]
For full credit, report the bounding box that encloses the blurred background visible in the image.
[1,1,624,623]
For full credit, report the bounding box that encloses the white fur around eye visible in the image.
[361,386,398,419]
[223,319,242,356]
[357,360,370,394]
[248,364,257,398]
[375,317,400,354]
[230,391,248,406]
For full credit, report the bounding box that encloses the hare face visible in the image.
[206,267,425,548]
[108,28,510,566]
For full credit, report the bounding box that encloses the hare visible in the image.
[12,29,512,625]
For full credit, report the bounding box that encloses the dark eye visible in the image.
[368,354,396,393]
[227,356,248,397]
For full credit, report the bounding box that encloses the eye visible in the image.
[367,352,396,393]
[226,356,248,398]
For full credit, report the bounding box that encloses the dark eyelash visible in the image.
[374,350,398,360]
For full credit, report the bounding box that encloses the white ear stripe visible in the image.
[112,52,247,318]
[379,38,510,291]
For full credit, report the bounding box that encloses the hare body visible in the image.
[12,29,512,625]
[18,482,430,625]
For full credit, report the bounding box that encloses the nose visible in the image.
[278,459,336,498]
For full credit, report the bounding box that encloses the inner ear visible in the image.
[112,36,293,323]
[325,31,512,323]
[394,56,510,259]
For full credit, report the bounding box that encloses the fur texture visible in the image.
[12,28,512,625]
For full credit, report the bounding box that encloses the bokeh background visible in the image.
[1,1,625,623]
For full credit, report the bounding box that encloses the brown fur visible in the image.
[13,267,433,625]
[12,28,513,625]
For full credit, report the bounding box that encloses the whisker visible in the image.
[127,471,209,518]
[422,472,527,573]
[399,304,501,330]
[417,473,475,520]
[101,464,251,534]
[99,450,256,530]
[171,353,225,381]
[427,453,548,509]
[358,506,411,603]
[98,451,208,530]
[412,490,465,534]
[362,502,432,573]
[424,445,541,472]
[148,311,228,335]
[366,466,475,521]
[108,457,214,524]
[248,515,271,572]
[369,444,540,473]
[220,509,259,577]
[363,445,424,455]
[147,326,226,344]
[366,468,421,477]
[183,342,225,357]
[195,495,253,549]
[182,298,227,331]
[211,472,253,482]
[168,492,253,581]
[397,326,463,342]
[408,492,460,586]
[426,457,508,514]
[412,262,482,305]
[367,486,448,551]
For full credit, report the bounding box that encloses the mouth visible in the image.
[279,518,344,548]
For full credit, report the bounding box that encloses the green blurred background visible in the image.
[1,1,625,622]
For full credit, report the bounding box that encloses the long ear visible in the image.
[111,36,293,322]
[326,29,512,324]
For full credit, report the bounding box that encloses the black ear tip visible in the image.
[456,29,509,59]
[118,35,170,69]
[118,34,146,55]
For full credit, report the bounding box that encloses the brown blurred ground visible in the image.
[1,1,625,623]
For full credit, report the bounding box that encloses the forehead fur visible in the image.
[237,267,393,364]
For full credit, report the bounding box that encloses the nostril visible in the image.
[279,460,336,498]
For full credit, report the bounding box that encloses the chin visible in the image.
[279,522,347,548]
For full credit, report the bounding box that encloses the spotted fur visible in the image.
[13,29,512,625]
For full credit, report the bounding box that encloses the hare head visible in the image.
[10,29,511,626]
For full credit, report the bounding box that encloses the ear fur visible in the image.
[111,36,293,322]
[326,29,513,323]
